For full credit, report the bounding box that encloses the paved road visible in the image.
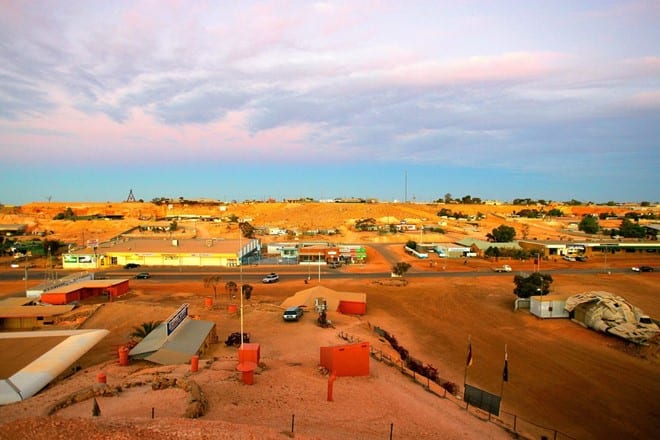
[0,265,633,285]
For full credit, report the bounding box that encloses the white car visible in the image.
[262,273,279,283]
[493,265,512,273]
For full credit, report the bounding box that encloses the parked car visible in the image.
[327,260,342,269]
[575,256,588,262]
[282,306,304,321]
[632,266,654,272]
[224,332,250,347]
[563,256,576,262]
[262,272,279,283]
[135,272,151,279]
[124,263,141,269]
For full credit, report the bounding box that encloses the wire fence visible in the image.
[337,330,577,440]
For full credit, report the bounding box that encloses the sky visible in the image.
[1,0,659,205]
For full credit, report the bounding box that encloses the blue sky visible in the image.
[1,1,658,205]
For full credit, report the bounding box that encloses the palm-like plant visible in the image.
[225,281,238,300]
[130,320,162,341]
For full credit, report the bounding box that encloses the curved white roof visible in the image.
[0,329,109,405]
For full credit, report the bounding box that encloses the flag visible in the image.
[466,341,473,367]
[502,352,509,382]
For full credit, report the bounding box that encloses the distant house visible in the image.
[456,238,521,257]
[0,297,75,329]
[0,224,27,236]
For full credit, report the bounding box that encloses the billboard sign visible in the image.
[166,303,189,336]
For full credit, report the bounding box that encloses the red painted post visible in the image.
[327,374,336,401]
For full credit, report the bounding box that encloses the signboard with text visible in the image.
[166,303,189,336]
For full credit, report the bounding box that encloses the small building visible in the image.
[39,279,130,305]
[530,294,570,319]
[299,244,339,264]
[456,238,521,258]
[63,237,260,269]
[0,224,28,236]
[320,342,370,377]
[281,285,366,315]
[129,304,218,365]
[0,298,76,330]
[27,272,95,299]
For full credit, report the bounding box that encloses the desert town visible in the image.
[0,199,658,440]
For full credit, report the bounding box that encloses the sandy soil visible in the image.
[0,202,658,439]
[0,248,658,439]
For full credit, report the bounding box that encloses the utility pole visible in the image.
[404,171,408,203]
[239,233,244,347]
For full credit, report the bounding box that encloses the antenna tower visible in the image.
[126,189,136,202]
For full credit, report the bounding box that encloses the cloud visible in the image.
[1,1,659,203]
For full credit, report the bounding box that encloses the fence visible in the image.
[338,330,577,440]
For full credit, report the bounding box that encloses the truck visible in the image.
[493,264,512,273]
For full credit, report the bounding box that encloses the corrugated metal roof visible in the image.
[0,304,75,318]
[456,238,521,250]
[129,318,215,365]
[0,298,36,307]
[47,279,129,294]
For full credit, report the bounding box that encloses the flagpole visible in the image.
[500,344,508,400]
[463,335,472,389]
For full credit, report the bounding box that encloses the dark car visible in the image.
[633,266,654,272]
[135,272,151,279]
[124,263,141,269]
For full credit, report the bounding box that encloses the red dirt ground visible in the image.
[0,202,658,439]
[0,247,658,439]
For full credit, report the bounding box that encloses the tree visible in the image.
[391,262,411,277]
[444,193,452,203]
[578,215,600,234]
[130,320,162,341]
[242,284,253,300]
[239,221,255,238]
[355,218,376,231]
[521,224,530,240]
[203,275,222,299]
[617,218,646,238]
[484,246,501,260]
[513,273,553,298]
[487,225,516,242]
[43,239,62,256]
[225,281,238,300]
